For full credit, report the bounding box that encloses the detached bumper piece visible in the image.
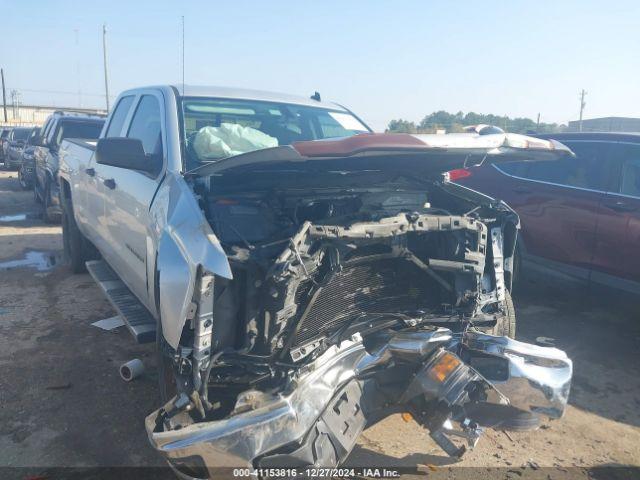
[145,329,572,478]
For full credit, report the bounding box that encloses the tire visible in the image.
[489,289,516,338]
[18,167,30,190]
[43,183,53,223]
[510,240,523,294]
[62,198,94,273]
[43,182,61,224]
[33,183,42,204]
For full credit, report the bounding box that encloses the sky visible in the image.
[1,0,639,131]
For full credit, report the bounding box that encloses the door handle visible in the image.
[85,168,95,177]
[604,200,636,213]
[103,178,116,190]
[513,186,532,194]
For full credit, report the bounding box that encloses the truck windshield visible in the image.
[13,128,32,141]
[181,97,369,168]
[28,128,41,144]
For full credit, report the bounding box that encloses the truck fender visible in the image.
[152,173,232,349]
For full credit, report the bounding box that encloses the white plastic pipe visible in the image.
[120,358,145,382]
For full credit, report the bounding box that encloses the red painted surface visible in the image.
[292,133,428,157]
[457,165,603,273]
[592,193,640,282]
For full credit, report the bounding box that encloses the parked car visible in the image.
[58,85,573,475]
[5,126,38,170]
[0,127,13,163]
[34,112,104,222]
[453,132,640,295]
[17,127,41,189]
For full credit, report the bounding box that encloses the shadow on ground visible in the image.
[515,275,640,429]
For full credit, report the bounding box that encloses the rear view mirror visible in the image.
[96,137,158,175]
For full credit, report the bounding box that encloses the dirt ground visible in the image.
[1,169,639,480]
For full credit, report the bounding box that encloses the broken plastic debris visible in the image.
[91,315,125,331]
[535,336,555,347]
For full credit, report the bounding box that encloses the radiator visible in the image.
[292,257,436,346]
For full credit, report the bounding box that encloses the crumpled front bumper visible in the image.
[145,329,572,477]
[463,331,572,419]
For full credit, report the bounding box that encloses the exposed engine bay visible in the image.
[201,171,517,364]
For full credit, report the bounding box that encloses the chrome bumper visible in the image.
[464,331,572,419]
[146,338,377,468]
[145,329,572,475]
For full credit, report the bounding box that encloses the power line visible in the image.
[5,87,115,98]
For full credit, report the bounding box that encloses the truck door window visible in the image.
[39,119,53,144]
[126,95,163,175]
[106,96,135,137]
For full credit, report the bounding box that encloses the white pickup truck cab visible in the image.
[58,85,573,477]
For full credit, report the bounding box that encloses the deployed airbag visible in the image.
[193,123,278,160]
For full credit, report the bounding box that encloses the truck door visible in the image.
[590,142,640,294]
[94,92,166,309]
[82,95,136,255]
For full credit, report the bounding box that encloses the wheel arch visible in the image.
[59,176,72,204]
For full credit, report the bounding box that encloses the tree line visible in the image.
[387,111,565,134]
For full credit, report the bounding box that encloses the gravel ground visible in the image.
[1,169,639,480]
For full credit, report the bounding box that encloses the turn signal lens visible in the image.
[447,168,472,181]
[401,412,413,423]
[428,352,461,383]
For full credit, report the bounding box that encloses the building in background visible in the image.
[0,104,107,127]
[567,116,640,133]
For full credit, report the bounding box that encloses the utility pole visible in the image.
[536,113,540,131]
[102,24,110,111]
[578,89,587,132]
[10,90,21,118]
[1,69,7,122]
[75,28,82,108]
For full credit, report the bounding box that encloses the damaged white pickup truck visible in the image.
[58,85,573,478]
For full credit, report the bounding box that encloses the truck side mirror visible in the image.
[96,137,158,175]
